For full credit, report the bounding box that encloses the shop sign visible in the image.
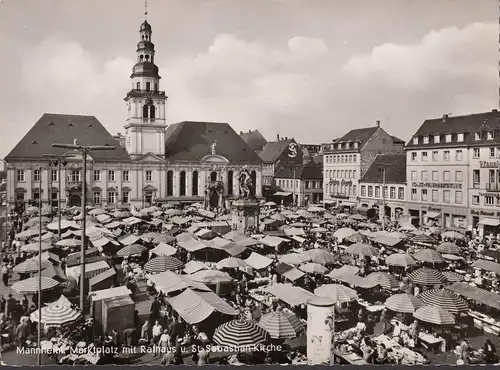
[428,207,441,213]
[412,182,462,189]
[479,161,500,168]
[479,192,500,198]
[470,209,500,217]
[329,179,353,186]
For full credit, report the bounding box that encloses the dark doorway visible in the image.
[192,171,199,196]
[145,191,153,206]
[167,171,173,196]
[209,191,219,208]
[228,171,233,195]
[210,172,217,182]
[179,171,186,196]
[367,208,377,220]
[68,194,81,207]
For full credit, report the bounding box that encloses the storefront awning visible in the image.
[322,200,336,204]
[478,218,500,227]
[339,201,357,207]
[426,212,441,219]
[274,192,292,197]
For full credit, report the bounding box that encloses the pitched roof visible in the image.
[239,130,268,152]
[164,121,262,164]
[359,154,406,184]
[259,139,294,163]
[391,135,405,144]
[406,111,500,149]
[274,163,323,180]
[5,114,130,162]
[339,127,378,144]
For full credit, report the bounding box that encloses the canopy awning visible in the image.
[478,218,500,227]
[266,283,315,307]
[322,200,336,204]
[426,212,441,219]
[472,259,500,274]
[150,271,211,294]
[91,286,131,302]
[274,192,292,196]
[291,235,307,244]
[260,235,288,247]
[167,288,238,324]
[244,252,273,270]
[447,282,500,310]
[282,268,305,282]
[372,235,403,247]
[332,274,379,289]
[339,201,357,207]
[150,242,177,256]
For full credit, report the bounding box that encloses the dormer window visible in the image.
[434,135,440,143]
[445,134,452,143]
[474,132,481,140]
[423,136,429,144]
[457,133,464,142]
[337,143,341,149]
[412,137,418,145]
[354,142,358,149]
[487,131,494,140]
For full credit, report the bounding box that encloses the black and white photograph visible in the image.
[0,0,498,366]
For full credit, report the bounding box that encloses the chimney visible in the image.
[285,137,288,140]
[277,134,280,141]
[376,120,380,127]
[240,131,243,135]
[248,129,251,133]
[442,114,449,123]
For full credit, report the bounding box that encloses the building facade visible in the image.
[259,136,303,195]
[405,111,500,232]
[358,154,407,220]
[274,163,323,206]
[5,19,262,210]
[322,121,404,211]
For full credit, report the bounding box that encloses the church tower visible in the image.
[124,16,167,158]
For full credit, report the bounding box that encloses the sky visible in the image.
[0,0,497,157]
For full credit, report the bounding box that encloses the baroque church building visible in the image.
[4,19,263,210]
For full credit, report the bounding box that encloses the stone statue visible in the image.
[210,140,217,155]
[238,168,255,199]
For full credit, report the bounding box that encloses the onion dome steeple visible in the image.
[131,18,160,79]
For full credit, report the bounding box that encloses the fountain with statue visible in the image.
[231,167,260,234]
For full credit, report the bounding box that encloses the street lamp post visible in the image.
[52,142,115,312]
[37,166,42,366]
[379,166,387,231]
[43,154,71,239]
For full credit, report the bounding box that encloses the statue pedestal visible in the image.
[231,199,260,234]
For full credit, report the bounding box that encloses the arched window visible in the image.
[227,170,233,195]
[166,171,173,196]
[210,172,217,182]
[192,171,198,196]
[142,105,149,118]
[145,54,150,61]
[251,170,257,189]
[150,105,156,119]
[179,171,186,196]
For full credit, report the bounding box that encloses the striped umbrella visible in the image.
[441,254,463,262]
[414,305,455,325]
[12,277,60,293]
[385,253,417,268]
[366,272,399,290]
[411,234,437,244]
[299,263,328,275]
[117,244,147,257]
[385,293,424,313]
[30,304,81,326]
[346,243,379,257]
[408,268,447,286]
[437,242,462,255]
[259,310,304,339]
[13,259,47,274]
[314,284,358,303]
[144,256,184,273]
[213,319,268,350]
[413,249,444,263]
[417,289,469,314]
[20,242,53,253]
[302,249,336,265]
[442,271,464,283]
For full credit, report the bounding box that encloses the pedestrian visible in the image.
[483,339,496,363]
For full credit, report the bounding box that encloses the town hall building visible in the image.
[4,19,263,210]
